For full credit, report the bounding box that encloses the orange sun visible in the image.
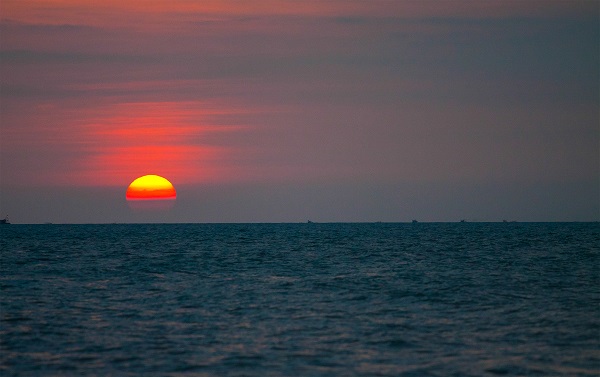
[126,175,177,201]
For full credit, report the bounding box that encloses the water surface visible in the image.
[1,223,598,376]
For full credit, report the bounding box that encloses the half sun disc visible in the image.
[126,175,177,201]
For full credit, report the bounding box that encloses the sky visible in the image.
[0,0,598,223]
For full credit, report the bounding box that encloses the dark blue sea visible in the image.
[1,223,598,376]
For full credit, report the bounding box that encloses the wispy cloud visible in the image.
[0,0,597,221]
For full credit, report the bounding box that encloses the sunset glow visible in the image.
[0,0,597,223]
[126,175,176,201]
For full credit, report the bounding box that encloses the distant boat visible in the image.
[412,220,418,224]
[307,220,314,224]
[1,216,10,225]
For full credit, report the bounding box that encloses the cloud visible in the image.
[1,0,597,221]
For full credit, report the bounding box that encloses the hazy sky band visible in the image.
[0,1,597,223]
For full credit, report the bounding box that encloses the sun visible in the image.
[126,175,176,201]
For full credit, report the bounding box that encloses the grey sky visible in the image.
[0,1,598,223]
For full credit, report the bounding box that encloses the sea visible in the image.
[1,222,598,376]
